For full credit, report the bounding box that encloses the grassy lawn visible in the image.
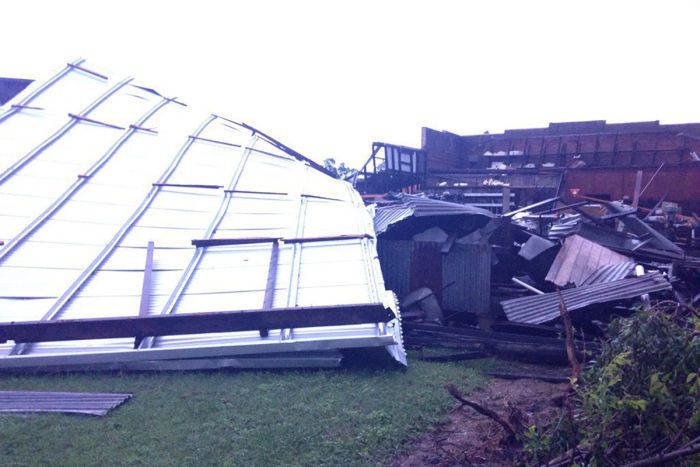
[0,352,488,466]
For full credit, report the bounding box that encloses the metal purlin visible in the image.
[283,163,310,307]
[279,163,310,341]
[0,76,133,185]
[339,181,382,305]
[10,114,218,356]
[140,129,259,349]
[0,96,172,263]
[0,59,88,125]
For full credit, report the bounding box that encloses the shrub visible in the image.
[527,306,700,465]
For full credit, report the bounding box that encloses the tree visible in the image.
[323,157,356,180]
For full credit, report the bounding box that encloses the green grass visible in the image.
[0,353,488,467]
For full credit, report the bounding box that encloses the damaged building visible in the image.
[356,120,700,216]
[0,59,406,371]
[360,122,699,364]
[1,60,697,373]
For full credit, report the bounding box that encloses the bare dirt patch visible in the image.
[393,363,569,466]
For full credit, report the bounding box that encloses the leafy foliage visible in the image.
[526,307,700,465]
[323,158,355,179]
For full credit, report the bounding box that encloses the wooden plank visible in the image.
[632,169,643,208]
[0,304,394,344]
[501,185,511,214]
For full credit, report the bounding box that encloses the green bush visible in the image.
[527,307,700,465]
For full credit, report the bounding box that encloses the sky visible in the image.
[1,0,699,168]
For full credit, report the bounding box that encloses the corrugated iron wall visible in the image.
[377,241,412,300]
[378,240,491,315]
[442,243,491,315]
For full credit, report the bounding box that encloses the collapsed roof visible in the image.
[373,193,494,235]
[0,59,405,370]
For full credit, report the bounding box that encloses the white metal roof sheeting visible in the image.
[0,59,405,369]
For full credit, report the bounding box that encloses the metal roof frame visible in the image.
[0,59,406,369]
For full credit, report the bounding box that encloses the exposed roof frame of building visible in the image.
[0,58,406,370]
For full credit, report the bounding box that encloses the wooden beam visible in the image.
[501,185,511,214]
[0,304,394,344]
[192,234,372,248]
[632,169,643,208]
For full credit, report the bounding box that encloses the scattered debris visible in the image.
[501,272,671,325]
[0,391,132,416]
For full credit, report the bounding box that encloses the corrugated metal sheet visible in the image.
[378,240,491,314]
[373,193,493,234]
[373,207,416,235]
[580,261,636,286]
[501,271,671,324]
[0,391,131,416]
[0,59,406,369]
[547,214,582,240]
[442,242,491,315]
[377,241,413,300]
[546,234,631,286]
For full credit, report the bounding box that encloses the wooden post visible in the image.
[632,170,643,208]
[501,185,511,214]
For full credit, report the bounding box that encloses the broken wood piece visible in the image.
[485,371,569,384]
[419,351,488,362]
[621,439,700,467]
[556,289,581,380]
[445,383,519,441]
[511,277,545,295]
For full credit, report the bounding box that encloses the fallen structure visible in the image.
[371,189,697,364]
[0,59,406,370]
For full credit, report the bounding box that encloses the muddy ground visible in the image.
[393,362,569,466]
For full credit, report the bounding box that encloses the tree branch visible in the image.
[621,440,700,467]
[445,383,518,440]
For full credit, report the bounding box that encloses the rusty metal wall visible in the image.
[563,166,700,214]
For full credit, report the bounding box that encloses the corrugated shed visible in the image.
[501,271,671,324]
[546,234,631,286]
[378,240,491,314]
[0,59,406,369]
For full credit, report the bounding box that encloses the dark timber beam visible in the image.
[191,234,372,248]
[0,304,394,344]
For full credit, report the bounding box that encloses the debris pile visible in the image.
[373,192,699,364]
